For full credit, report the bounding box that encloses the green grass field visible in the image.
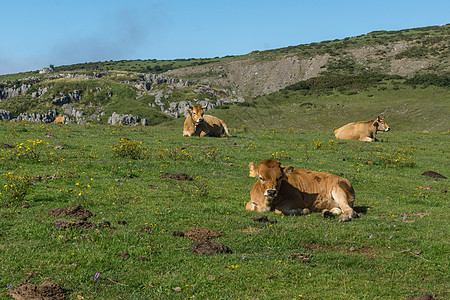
[0,120,448,299]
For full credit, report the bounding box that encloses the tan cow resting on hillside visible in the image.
[183,105,231,137]
[246,159,357,222]
[334,116,390,142]
[53,116,66,124]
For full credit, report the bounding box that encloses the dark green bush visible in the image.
[405,74,450,87]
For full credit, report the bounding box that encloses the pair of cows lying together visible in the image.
[185,105,391,222]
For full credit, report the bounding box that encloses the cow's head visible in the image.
[187,105,206,125]
[373,116,390,132]
[249,159,293,203]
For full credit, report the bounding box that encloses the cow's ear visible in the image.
[377,116,382,121]
[249,162,259,177]
[283,165,294,177]
[373,121,379,127]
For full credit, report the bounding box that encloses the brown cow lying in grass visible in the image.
[183,105,231,137]
[246,159,357,222]
[53,116,65,124]
[334,116,390,142]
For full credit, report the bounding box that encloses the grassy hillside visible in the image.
[163,77,449,133]
[164,24,449,97]
[0,122,448,299]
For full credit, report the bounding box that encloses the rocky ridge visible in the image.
[164,26,449,98]
[0,72,244,125]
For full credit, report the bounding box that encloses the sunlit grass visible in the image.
[0,122,448,299]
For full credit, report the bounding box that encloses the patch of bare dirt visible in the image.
[190,239,232,255]
[173,227,231,255]
[31,173,60,182]
[422,171,446,179]
[236,227,262,234]
[160,173,193,181]
[54,218,96,230]
[348,246,376,254]
[400,249,423,256]
[49,205,93,218]
[7,281,65,300]
[165,54,329,98]
[182,228,225,240]
[289,253,314,264]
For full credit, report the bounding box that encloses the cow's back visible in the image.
[334,121,371,141]
[284,169,353,210]
[202,115,229,137]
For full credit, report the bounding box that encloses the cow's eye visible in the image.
[259,176,264,181]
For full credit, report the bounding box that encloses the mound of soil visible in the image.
[7,281,65,300]
[182,228,225,240]
[422,171,446,179]
[49,205,93,218]
[160,173,193,181]
[31,173,60,182]
[172,230,185,237]
[54,218,96,230]
[252,215,277,223]
[190,239,232,255]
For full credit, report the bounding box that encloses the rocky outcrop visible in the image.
[0,110,12,120]
[162,97,245,118]
[0,109,57,123]
[39,67,53,74]
[0,72,241,125]
[62,104,84,119]
[140,73,194,87]
[52,90,82,106]
[0,84,32,99]
[15,109,57,123]
[0,77,41,100]
[108,112,147,126]
[31,87,50,98]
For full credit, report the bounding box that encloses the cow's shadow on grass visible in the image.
[354,206,370,215]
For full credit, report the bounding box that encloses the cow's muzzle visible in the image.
[196,118,204,124]
[385,127,390,132]
[264,189,277,200]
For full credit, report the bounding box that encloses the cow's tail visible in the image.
[222,122,232,137]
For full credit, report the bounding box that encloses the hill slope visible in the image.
[0,25,448,130]
[164,25,449,98]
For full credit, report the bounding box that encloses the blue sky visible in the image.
[1,0,448,75]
